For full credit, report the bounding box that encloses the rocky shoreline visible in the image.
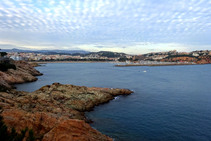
[0,61,133,141]
[0,60,43,89]
[0,83,133,141]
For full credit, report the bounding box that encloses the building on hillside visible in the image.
[178,52,189,55]
[125,55,133,59]
[192,53,199,57]
[10,55,22,60]
[133,55,145,60]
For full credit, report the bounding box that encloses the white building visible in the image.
[192,53,199,57]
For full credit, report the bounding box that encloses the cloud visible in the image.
[148,49,155,51]
[95,46,105,48]
[0,0,210,53]
[0,44,28,50]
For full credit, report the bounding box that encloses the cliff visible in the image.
[161,55,211,64]
[0,60,43,89]
[196,56,211,64]
[161,56,198,62]
[0,83,133,141]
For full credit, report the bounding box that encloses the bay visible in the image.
[14,63,211,141]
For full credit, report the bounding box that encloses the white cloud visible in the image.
[0,0,210,53]
[49,1,55,5]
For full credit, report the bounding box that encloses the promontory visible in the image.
[0,60,133,141]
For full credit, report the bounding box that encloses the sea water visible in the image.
[14,63,211,141]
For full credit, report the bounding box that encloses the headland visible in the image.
[0,60,133,141]
[0,60,43,90]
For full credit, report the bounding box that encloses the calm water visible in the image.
[15,63,211,141]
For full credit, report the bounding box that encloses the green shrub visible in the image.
[27,129,35,141]
[0,63,16,72]
[15,127,28,141]
[0,85,9,92]
[0,116,10,141]
[0,115,35,141]
[166,54,195,58]
[0,52,7,57]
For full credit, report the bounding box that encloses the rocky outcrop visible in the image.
[1,109,112,141]
[42,119,113,141]
[11,60,43,76]
[0,83,133,140]
[196,56,211,64]
[0,60,43,89]
[28,62,42,67]
[161,55,211,64]
[161,56,198,62]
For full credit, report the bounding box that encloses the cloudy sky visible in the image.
[0,0,211,54]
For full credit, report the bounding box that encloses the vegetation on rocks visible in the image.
[0,52,7,57]
[0,107,35,141]
[165,54,195,58]
[0,83,133,141]
[0,85,10,92]
[0,60,43,89]
[0,63,16,72]
[118,57,132,62]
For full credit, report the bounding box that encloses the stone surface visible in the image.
[42,119,113,141]
[196,56,211,64]
[28,62,42,67]
[161,56,198,62]
[161,55,211,64]
[0,60,43,89]
[0,83,133,140]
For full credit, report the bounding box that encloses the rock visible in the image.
[42,119,113,141]
[0,60,43,90]
[28,62,42,67]
[196,56,211,64]
[12,60,43,76]
[160,55,211,64]
[161,56,198,62]
[0,83,133,140]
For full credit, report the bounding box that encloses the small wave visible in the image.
[91,126,97,130]
[113,96,120,101]
[131,90,135,93]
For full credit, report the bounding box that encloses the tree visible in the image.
[0,52,7,57]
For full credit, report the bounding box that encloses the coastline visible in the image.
[31,61,204,67]
[0,60,43,90]
[115,63,198,67]
[0,61,133,141]
[30,61,113,64]
[0,83,133,141]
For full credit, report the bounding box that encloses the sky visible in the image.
[0,0,211,54]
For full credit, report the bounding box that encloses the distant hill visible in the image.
[0,48,89,54]
[2,49,129,58]
[85,51,126,58]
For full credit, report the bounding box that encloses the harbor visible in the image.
[115,61,196,67]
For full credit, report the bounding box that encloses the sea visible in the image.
[14,63,211,141]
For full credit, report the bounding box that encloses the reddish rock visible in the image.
[196,56,211,64]
[0,60,43,89]
[42,119,112,141]
[161,55,211,64]
[0,83,133,140]
[14,60,43,76]
[161,56,197,62]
